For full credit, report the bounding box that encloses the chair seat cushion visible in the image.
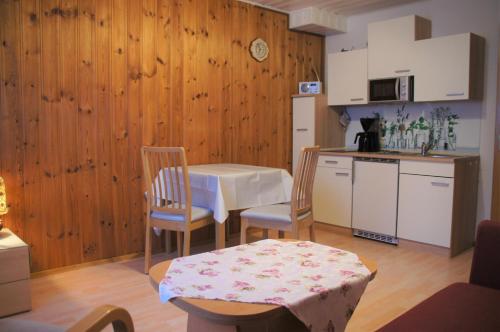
[240,203,311,223]
[151,205,212,222]
[377,282,500,332]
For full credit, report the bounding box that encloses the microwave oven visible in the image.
[369,76,414,102]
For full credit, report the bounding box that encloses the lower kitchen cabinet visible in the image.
[397,159,479,256]
[313,156,352,228]
[397,174,454,247]
[313,155,479,256]
[352,159,399,238]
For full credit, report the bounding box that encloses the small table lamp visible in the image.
[0,176,7,231]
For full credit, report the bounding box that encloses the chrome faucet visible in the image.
[421,141,434,156]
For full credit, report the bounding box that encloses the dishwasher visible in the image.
[352,157,399,244]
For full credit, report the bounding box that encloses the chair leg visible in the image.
[144,225,153,274]
[225,217,230,240]
[263,229,269,239]
[176,231,183,257]
[278,230,285,239]
[309,223,316,242]
[240,218,248,244]
[183,230,191,257]
[292,228,300,240]
[165,230,173,254]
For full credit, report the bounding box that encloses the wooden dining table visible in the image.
[161,163,293,249]
[149,242,377,332]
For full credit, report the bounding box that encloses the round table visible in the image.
[149,247,377,332]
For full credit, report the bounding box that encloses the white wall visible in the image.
[325,0,499,224]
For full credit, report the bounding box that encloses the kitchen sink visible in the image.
[426,154,456,158]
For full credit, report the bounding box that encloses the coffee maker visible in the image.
[354,118,380,152]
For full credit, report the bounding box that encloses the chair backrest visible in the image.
[469,220,500,290]
[290,146,320,225]
[141,146,192,223]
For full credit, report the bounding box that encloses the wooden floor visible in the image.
[16,225,473,331]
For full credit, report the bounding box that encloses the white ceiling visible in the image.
[246,0,424,15]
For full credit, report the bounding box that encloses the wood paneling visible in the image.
[0,0,323,271]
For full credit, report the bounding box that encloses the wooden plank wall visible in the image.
[0,0,324,271]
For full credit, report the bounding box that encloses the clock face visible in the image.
[250,38,269,62]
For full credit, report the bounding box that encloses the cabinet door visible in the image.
[352,161,399,236]
[293,97,315,174]
[368,15,430,79]
[414,34,472,101]
[328,49,367,106]
[397,174,454,247]
[313,166,352,228]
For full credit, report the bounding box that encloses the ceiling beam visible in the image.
[237,0,290,14]
[289,7,347,35]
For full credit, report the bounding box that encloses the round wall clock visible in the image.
[250,38,269,62]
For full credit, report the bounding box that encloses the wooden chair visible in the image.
[141,146,214,274]
[240,146,320,244]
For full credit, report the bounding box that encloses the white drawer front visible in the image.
[0,245,30,284]
[0,279,31,317]
[400,160,454,177]
[318,155,353,169]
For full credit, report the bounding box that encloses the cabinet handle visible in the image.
[350,97,364,102]
[446,92,465,97]
[431,182,450,187]
[296,128,308,132]
[335,172,349,176]
[324,160,338,164]
[394,69,410,74]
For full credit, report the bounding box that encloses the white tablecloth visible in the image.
[186,164,292,223]
[152,164,293,223]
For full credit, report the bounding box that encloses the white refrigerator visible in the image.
[352,158,399,242]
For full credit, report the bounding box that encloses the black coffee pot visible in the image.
[355,118,380,152]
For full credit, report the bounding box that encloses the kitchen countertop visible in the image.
[320,148,479,163]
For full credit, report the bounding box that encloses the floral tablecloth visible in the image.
[159,239,372,331]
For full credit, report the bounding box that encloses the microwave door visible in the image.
[395,77,400,100]
[370,78,398,101]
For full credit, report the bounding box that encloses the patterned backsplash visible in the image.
[344,101,481,152]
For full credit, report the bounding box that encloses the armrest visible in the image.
[469,220,500,290]
[66,305,134,332]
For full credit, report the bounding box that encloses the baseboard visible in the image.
[31,252,143,278]
[314,222,353,236]
[398,238,452,257]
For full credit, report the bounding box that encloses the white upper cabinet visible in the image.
[368,15,431,79]
[328,49,367,106]
[413,33,485,102]
[325,15,484,103]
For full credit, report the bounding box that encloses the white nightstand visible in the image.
[0,228,31,317]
